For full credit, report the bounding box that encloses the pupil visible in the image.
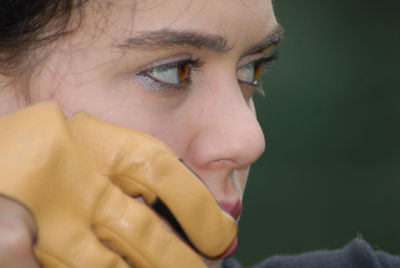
[254,64,262,81]
[178,64,189,82]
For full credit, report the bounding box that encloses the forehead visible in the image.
[94,0,276,47]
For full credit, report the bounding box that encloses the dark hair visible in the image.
[0,0,88,77]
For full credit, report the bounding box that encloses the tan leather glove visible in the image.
[0,102,237,268]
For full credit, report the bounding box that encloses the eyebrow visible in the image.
[119,29,229,53]
[118,24,284,54]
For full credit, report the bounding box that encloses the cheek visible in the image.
[31,58,190,162]
[52,87,190,161]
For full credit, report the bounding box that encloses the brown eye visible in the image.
[237,62,259,85]
[139,59,197,86]
[237,42,279,85]
[178,62,190,82]
[253,63,262,81]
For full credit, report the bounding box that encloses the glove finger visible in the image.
[35,228,130,268]
[92,185,206,268]
[68,113,237,257]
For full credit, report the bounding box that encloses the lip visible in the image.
[219,236,238,258]
[217,200,241,258]
[219,200,242,220]
[153,197,242,258]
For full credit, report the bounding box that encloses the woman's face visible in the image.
[2,0,281,266]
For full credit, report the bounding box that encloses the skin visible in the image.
[0,0,280,267]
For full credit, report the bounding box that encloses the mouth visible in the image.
[218,236,238,258]
[219,200,242,221]
[151,197,242,258]
[217,199,242,258]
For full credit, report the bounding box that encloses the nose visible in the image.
[185,78,266,176]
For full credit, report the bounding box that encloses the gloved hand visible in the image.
[0,102,237,268]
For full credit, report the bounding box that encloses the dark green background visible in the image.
[233,1,400,267]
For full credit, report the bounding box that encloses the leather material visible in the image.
[0,103,237,268]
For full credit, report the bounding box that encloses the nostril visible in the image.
[207,159,240,170]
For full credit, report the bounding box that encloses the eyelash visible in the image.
[136,54,278,95]
[136,58,203,91]
[238,54,278,96]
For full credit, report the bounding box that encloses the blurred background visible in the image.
[233,0,400,267]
